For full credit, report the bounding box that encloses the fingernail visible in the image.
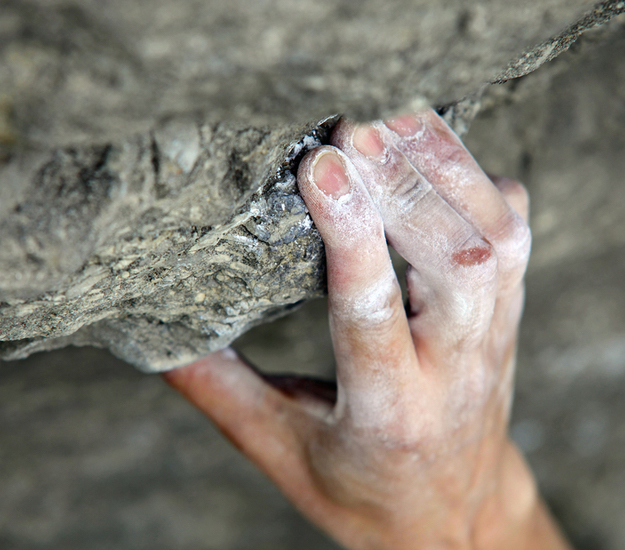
[385,114,422,137]
[312,152,350,199]
[352,125,385,160]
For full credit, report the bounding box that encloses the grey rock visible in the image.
[0,0,616,150]
[1,0,624,371]
[0,117,336,371]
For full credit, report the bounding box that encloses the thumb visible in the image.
[162,348,309,475]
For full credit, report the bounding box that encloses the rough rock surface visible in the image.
[0,117,335,371]
[1,0,624,371]
[0,0,610,148]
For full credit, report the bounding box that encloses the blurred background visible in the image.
[2,12,625,550]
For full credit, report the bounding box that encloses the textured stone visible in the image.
[0,117,335,371]
[1,0,624,371]
[0,0,608,149]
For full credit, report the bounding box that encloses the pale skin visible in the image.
[164,110,573,550]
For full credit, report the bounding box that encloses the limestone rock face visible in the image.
[0,117,335,371]
[0,0,623,371]
[0,0,611,147]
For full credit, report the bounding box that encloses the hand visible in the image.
[163,110,571,550]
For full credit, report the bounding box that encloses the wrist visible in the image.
[472,441,571,550]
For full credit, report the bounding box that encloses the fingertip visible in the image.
[352,124,386,160]
[297,146,350,203]
[384,112,423,137]
[297,145,386,254]
[312,150,351,199]
[328,117,355,150]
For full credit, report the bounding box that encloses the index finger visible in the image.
[297,146,421,427]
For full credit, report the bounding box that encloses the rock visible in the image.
[1,0,624,371]
[0,0,614,149]
[0,117,335,371]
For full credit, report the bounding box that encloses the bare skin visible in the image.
[164,110,572,550]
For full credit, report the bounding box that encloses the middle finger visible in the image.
[331,119,498,367]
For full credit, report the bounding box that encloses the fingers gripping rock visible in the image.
[331,117,499,353]
[297,146,409,336]
[297,146,420,425]
[384,111,531,295]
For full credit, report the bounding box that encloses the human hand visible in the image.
[163,110,571,550]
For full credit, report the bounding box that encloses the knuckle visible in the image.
[382,162,432,208]
[375,425,423,454]
[496,213,532,281]
[366,404,430,453]
[450,239,498,291]
[357,285,405,337]
[442,142,472,168]
[334,270,403,333]
[430,238,500,347]
[443,293,495,350]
